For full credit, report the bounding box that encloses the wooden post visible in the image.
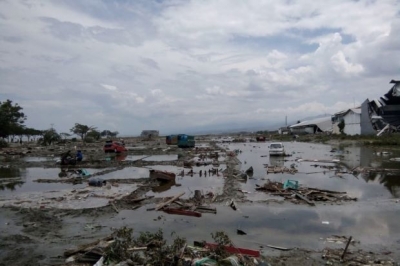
[341,236,352,260]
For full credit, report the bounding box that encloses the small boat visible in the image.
[149,169,176,182]
[163,208,202,217]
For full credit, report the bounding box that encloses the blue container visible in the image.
[283,180,299,190]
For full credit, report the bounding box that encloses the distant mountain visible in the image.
[121,113,333,136]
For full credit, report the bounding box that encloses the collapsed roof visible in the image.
[369,80,400,128]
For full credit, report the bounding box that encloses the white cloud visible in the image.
[331,51,364,75]
[101,84,118,91]
[0,0,399,134]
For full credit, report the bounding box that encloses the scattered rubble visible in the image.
[255,180,357,205]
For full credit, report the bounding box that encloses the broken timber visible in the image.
[267,244,292,251]
[293,191,315,206]
[155,192,185,210]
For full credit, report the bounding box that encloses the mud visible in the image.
[1,136,400,265]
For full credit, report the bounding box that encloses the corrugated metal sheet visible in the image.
[290,117,332,132]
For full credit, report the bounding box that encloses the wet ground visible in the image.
[0,138,400,265]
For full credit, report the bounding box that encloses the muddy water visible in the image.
[0,167,100,197]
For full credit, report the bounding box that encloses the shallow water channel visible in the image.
[1,141,400,261]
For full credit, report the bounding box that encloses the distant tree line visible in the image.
[0,99,119,147]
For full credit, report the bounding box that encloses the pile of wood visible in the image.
[64,236,114,264]
[148,191,217,217]
[256,180,357,205]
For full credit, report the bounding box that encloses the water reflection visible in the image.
[269,156,285,167]
[0,167,25,191]
[0,181,24,191]
[0,167,22,178]
[227,142,400,200]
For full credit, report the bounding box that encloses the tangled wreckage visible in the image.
[362,80,400,135]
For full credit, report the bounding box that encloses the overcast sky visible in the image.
[0,0,399,135]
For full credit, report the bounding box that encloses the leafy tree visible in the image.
[60,132,71,140]
[101,130,111,138]
[87,129,101,140]
[25,128,43,141]
[70,123,96,142]
[8,123,25,142]
[101,130,119,138]
[40,128,61,146]
[0,100,26,138]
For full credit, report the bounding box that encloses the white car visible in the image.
[269,142,285,156]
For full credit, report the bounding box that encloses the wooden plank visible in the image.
[110,202,119,213]
[293,192,315,206]
[127,247,147,252]
[64,236,113,257]
[163,208,202,217]
[128,195,154,203]
[267,244,292,251]
[195,206,217,213]
[305,187,346,194]
[155,192,185,210]
[341,236,352,260]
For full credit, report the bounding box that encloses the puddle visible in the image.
[226,142,400,200]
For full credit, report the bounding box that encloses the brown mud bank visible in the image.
[1,137,400,265]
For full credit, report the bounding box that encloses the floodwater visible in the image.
[98,160,226,200]
[1,141,400,261]
[226,142,400,200]
[104,154,178,162]
[0,167,100,196]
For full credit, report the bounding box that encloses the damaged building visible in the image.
[277,80,399,136]
[289,117,333,135]
[332,108,361,135]
[362,80,400,135]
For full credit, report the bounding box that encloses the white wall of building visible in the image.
[343,111,361,135]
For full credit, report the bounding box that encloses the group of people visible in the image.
[60,150,83,165]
